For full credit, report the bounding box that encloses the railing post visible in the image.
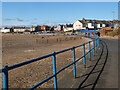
[95,39,97,51]
[83,43,86,68]
[52,52,57,90]
[96,38,98,51]
[97,38,98,49]
[72,46,76,78]
[93,40,95,56]
[3,65,8,90]
[89,41,91,61]
[98,38,99,47]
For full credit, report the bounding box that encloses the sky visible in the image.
[1,2,119,27]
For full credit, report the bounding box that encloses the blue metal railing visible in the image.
[0,35,99,90]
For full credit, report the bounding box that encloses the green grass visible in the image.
[107,29,120,36]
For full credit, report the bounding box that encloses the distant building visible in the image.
[35,26,42,32]
[30,26,36,31]
[73,18,115,30]
[113,20,120,30]
[0,27,11,33]
[13,27,26,33]
[73,20,86,30]
[24,30,31,34]
[95,20,105,29]
[56,24,64,31]
[41,25,51,31]
[54,26,58,31]
[64,24,73,32]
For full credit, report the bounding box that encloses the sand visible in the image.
[2,34,92,88]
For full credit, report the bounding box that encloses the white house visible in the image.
[57,24,61,31]
[0,28,10,33]
[13,27,26,32]
[102,23,106,27]
[55,24,64,31]
[64,24,73,32]
[30,26,36,31]
[54,27,58,31]
[88,23,94,29]
[96,24,102,29]
[64,27,73,32]
[87,21,94,29]
[14,28,26,32]
[73,20,86,30]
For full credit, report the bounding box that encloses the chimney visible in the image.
[82,18,86,23]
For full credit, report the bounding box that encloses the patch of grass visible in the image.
[107,29,120,36]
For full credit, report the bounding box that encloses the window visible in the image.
[76,25,77,26]
[79,25,81,26]
[100,24,102,27]
[92,23,94,26]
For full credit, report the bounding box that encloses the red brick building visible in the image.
[41,25,50,31]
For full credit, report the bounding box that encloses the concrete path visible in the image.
[95,38,118,89]
[51,38,119,89]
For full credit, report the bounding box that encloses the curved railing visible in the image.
[0,35,99,90]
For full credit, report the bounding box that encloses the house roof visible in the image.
[4,27,11,29]
[78,20,87,27]
[42,25,50,27]
[13,27,25,29]
[32,26,36,28]
[66,24,73,27]
[81,18,114,25]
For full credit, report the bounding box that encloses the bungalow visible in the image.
[13,27,26,33]
[0,27,11,33]
[56,24,64,31]
[64,24,73,32]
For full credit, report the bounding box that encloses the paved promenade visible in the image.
[51,38,119,89]
[95,38,118,89]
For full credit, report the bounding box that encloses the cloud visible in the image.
[2,23,32,27]
[4,18,15,21]
[4,18,24,22]
[16,18,24,22]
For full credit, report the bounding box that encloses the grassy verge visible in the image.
[107,29,120,36]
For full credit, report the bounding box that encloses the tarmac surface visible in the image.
[95,38,118,89]
[50,38,119,89]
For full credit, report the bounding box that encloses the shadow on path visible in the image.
[76,40,108,90]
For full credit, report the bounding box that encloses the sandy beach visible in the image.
[2,34,92,88]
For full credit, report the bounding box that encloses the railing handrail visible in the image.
[1,34,99,90]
